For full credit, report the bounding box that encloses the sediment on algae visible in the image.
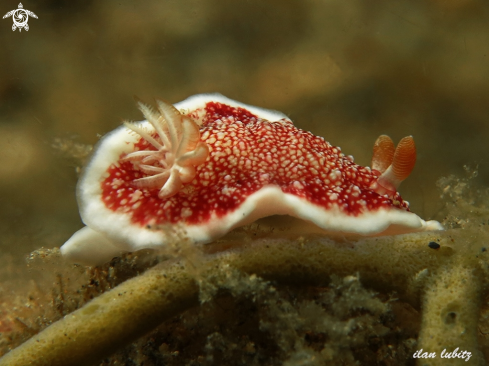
[1,168,489,366]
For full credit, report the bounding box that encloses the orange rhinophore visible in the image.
[371,135,416,197]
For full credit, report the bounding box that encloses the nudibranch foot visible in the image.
[60,226,124,266]
[61,93,443,265]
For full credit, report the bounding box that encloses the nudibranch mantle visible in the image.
[61,93,443,265]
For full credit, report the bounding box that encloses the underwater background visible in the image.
[1,0,489,365]
[1,0,489,261]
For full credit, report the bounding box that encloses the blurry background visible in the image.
[1,0,488,263]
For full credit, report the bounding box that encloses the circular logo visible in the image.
[12,9,29,29]
[2,3,38,32]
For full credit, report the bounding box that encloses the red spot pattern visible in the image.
[101,102,409,227]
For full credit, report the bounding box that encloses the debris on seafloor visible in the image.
[1,112,486,365]
[1,166,489,366]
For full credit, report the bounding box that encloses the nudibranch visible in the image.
[61,93,443,265]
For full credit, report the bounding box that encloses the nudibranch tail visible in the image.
[372,135,417,197]
[123,100,209,199]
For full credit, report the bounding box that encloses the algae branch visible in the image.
[1,168,489,365]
